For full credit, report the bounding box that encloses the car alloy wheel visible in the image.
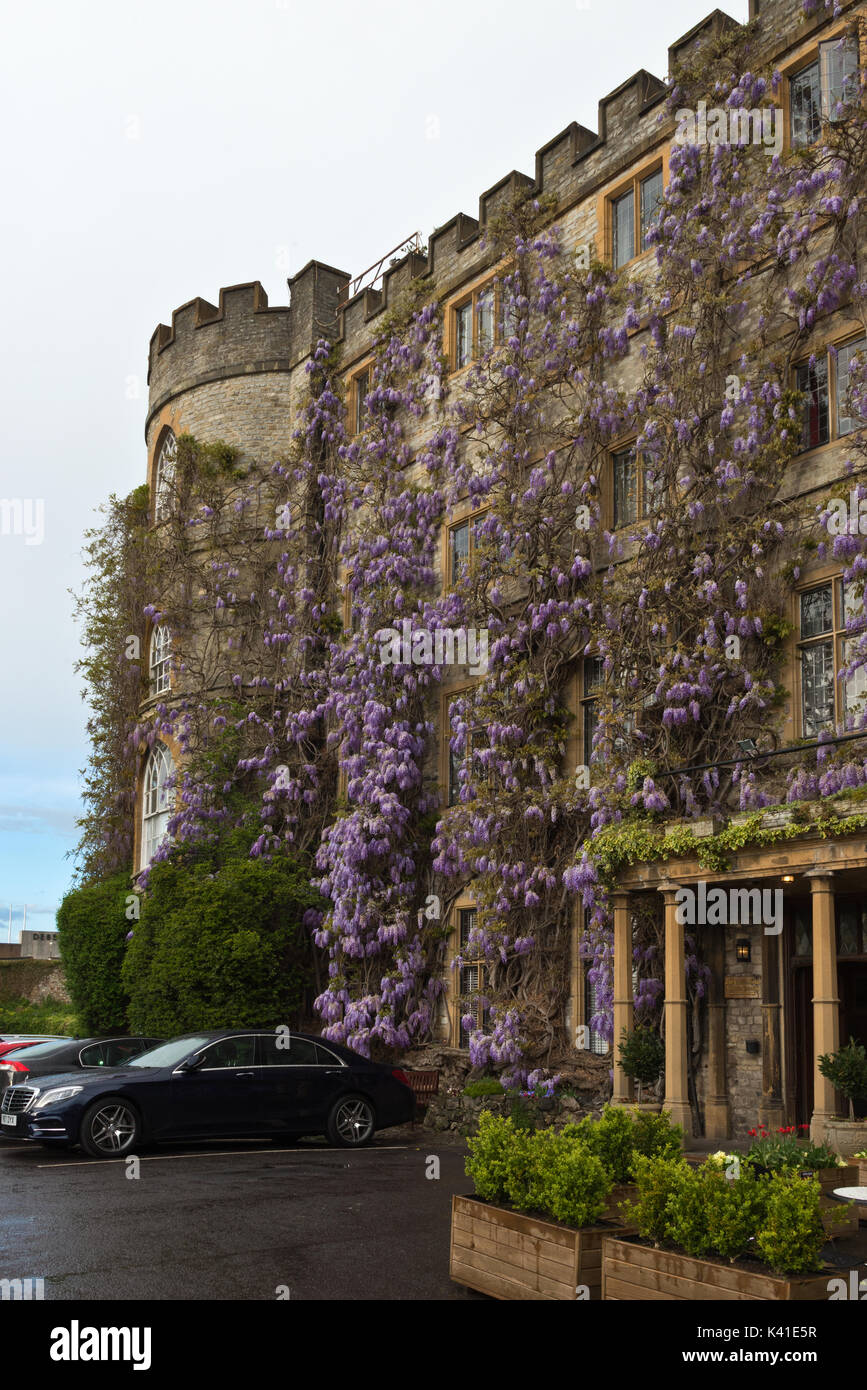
[80,1100,139,1158]
[328,1096,374,1148]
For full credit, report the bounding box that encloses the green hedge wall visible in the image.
[121,856,320,1036]
[56,872,133,1033]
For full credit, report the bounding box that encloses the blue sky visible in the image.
[0,0,749,937]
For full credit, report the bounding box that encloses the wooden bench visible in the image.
[405,1070,440,1122]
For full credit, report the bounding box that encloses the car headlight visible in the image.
[32,1086,83,1109]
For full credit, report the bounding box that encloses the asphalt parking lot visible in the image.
[0,1127,482,1301]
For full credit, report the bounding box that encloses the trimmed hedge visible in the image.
[56,872,134,1033]
[122,854,321,1035]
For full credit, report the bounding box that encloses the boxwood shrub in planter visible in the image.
[573,1104,683,1220]
[450,1107,684,1300]
[603,1154,840,1300]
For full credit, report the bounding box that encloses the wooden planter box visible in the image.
[450,1194,618,1300]
[814,1165,859,1237]
[602,1183,638,1223]
[602,1235,834,1301]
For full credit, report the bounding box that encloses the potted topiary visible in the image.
[818,1037,867,1155]
[617,1026,665,1110]
[603,1154,840,1300]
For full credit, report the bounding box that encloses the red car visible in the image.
[0,1038,71,1058]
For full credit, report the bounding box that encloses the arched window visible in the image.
[154,430,177,520]
[149,624,172,696]
[141,742,174,870]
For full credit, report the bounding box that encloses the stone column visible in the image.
[611,891,634,1106]
[703,924,731,1139]
[807,871,839,1144]
[759,923,784,1131]
[660,882,693,1135]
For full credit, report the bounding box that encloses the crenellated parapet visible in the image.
[146,264,349,433]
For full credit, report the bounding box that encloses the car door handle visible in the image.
[234,1071,255,1079]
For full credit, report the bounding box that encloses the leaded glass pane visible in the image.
[796,357,829,451]
[790,61,822,147]
[801,639,835,736]
[838,905,859,955]
[613,448,638,527]
[640,168,664,248]
[836,338,866,436]
[794,907,812,958]
[450,520,470,582]
[800,585,833,639]
[476,288,494,355]
[613,189,635,269]
[455,302,472,367]
[819,37,859,121]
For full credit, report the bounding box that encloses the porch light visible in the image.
[736,938,751,963]
[782,875,794,884]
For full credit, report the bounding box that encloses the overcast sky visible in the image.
[0,0,749,937]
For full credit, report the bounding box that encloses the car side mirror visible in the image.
[183,1053,206,1072]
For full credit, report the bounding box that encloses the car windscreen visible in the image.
[125,1036,213,1069]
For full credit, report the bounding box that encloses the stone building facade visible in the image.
[137,0,867,1141]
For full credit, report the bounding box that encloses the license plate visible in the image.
[2,1114,17,1126]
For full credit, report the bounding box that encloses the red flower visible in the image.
[747,1129,756,1137]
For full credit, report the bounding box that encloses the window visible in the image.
[141,742,174,870]
[199,1036,257,1069]
[796,357,830,451]
[836,338,867,437]
[447,702,487,807]
[582,657,605,767]
[154,431,177,521]
[451,281,513,369]
[448,511,487,584]
[798,578,867,736]
[796,338,866,451]
[456,908,489,1048]
[790,38,859,147]
[611,166,664,269]
[583,971,609,1055]
[612,446,663,527]
[258,1035,320,1066]
[149,624,171,696]
[352,364,373,433]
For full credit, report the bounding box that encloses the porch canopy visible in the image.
[610,828,867,1141]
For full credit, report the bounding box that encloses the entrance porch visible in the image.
[612,831,867,1142]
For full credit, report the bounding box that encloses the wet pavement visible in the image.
[0,1128,482,1301]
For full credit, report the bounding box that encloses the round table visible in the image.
[830,1186,867,1205]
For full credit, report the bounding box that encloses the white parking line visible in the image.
[37,1145,413,1168]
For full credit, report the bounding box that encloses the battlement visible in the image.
[147,264,349,428]
[337,9,748,355]
[147,0,854,394]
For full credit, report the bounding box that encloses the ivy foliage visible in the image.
[56,872,135,1033]
[122,835,324,1035]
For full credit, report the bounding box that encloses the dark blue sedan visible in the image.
[0,1029,414,1157]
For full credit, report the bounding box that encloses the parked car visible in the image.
[0,1039,72,1058]
[0,1029,415,1157]
[0,1036,163,1101]
[0,1035,71,1044]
